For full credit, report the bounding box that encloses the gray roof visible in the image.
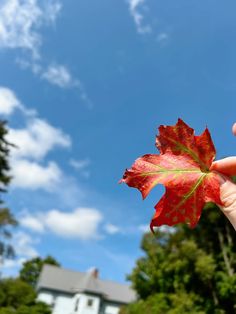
[37,265,136,304]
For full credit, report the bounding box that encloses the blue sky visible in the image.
[0,0,236,283]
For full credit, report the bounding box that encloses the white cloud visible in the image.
[7,114,71,191]
[1,231,39,277]
[40,64,92,106]
[0,0,61,59]
[43,0,61,24]
[156,32,169,43]
[11,159,62,190]
[20,207,104,240]
[0,87,77,192]
[128,0,152,34]
[0,87,21,115]
[137,224,175,233]
[17,59,92,104]
[70,159,90,171]
[8,118,71,160]
[41,64,79,88]
[104,223,120,235]
[19,213,45,233]
[16,58,42,75]
[69,158,90,178]
[0,86,36,117]
[8,118,70,190]
[158,225,176,234]
[14,231,39,257]
[138,224,150,233]
[1,257,27,278]
[0,1,90,101]
[45,208,103,240]
[1,258,25,270]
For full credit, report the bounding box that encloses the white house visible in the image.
[37,265,136,314]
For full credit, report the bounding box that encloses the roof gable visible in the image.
[37,265,136,304]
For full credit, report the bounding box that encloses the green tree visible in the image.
[0,278,51,314]
[0,121,17,261]
[20,255,60,288]
[121,204,236,313]
[0,278,36,307]
[16,302,51,314]
[0,303,51,314]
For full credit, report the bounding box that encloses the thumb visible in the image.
[219,179,236,230]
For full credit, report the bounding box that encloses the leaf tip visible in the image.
[150,220,155,234]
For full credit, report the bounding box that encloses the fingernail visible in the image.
[210,162,217,171]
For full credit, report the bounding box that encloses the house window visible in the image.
[74,298,80,311]
[87,298,94,307]
[51,295,56,308]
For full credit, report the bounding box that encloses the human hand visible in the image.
[210,123,236,229]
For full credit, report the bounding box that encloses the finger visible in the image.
[210,157,236,176]
[232,122,236,136]
[218,179,236,230]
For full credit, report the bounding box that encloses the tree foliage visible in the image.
[0,278,51,314]
[0,255,60,313]
[0,121,17,260]
[121,203,236,314]
[20,255,60,288]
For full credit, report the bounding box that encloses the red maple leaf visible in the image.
[121,119,224,229]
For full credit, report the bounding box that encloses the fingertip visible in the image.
[210,161,218,171]
[210,157,236,176]
[232,122,236,136]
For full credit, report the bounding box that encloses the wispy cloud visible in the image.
[127,0,152,34]
[104,223,121,235]
[1,231,39,277]
[138,224,149,233]
[43,0,61,24]
[156,32,169,44]
[0,0,61,59]
[41,64,79,88]
[127,0,171,45]
[1,258,25,272]
[70,159,90,171]
[0,87,35,116]
[41,64,92,106]
[69,158,90,178]
[0,1,91,105]
[17,59,92,105]
[13,231,39,258]
[19,212,45,233]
